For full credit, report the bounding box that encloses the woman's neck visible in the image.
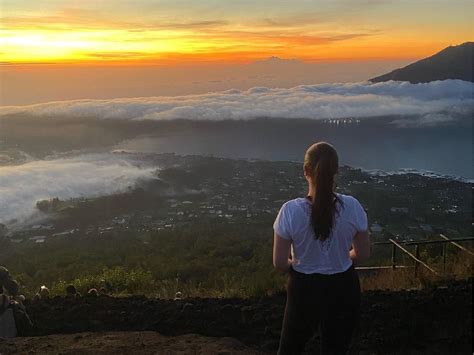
[307,184,336,201]
[307,183,316,200]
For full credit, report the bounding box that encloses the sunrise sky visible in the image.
[0,0,472,105]
[2,0,473,64]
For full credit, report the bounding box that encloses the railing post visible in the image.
[414,244,420,277]
[389,238,438,275]
[391,243,396,270]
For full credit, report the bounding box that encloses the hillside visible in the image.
[1,279,470,354]
[370,42,473,83]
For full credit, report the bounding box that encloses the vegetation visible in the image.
[1,220,471,298]
[1,221,286,298]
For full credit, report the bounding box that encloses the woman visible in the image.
[273,142,370,355]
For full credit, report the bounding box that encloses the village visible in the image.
[1,154,471,246]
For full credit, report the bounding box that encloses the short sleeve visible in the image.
[273,203,292,240]
[352,198,368,232]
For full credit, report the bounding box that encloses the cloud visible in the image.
[0,154,155,225]
[0,9,229,31]
[1,80,472,125]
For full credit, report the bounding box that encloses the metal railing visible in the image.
[355,234,474,276]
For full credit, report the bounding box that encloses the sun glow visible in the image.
[0,1,472,65]
[0,28,218,64]
[0,28,451,65]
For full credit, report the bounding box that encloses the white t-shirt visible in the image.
[273,193,368,275]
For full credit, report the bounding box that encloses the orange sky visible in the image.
[1,1,472,105]
[1,0,473,65]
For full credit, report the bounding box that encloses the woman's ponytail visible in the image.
[304,142,340,241]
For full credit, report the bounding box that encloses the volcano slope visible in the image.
[1,279,471,354]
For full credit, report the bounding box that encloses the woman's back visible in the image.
[274,193,368,274]
[273,142,369,355]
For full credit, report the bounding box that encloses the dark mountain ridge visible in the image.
[370,42,473,83]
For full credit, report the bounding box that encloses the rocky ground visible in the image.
[0,279,471,354]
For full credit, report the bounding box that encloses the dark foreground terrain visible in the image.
[1,279,471,354]
[0,332,257,354]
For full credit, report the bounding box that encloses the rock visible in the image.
[182,303,194,312]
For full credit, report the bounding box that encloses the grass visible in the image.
[27,251,473,299]
[45,266,287,299]
[360,253,472,291]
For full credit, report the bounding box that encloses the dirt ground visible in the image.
[0,279,471,354]
[0,331,259,354]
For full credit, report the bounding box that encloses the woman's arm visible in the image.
[350,230,370,266]
[273,233,293,273]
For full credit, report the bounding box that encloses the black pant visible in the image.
[278,265,360,355]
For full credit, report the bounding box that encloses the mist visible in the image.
[0,153,155,225]
[0,58,412,106]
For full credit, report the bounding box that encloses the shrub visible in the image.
[50,267,155,296]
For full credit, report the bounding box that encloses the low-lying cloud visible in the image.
[1,80,472,125]
[0,154,155,226]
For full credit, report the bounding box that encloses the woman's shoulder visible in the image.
[335,192,357,200]
[281,197,310,211]
[335,193,365,211]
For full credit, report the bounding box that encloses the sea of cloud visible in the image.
[0,153,155,226]
[1,80,472,227]
[1,80,472,125]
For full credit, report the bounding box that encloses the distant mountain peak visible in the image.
[370,42,473,83]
